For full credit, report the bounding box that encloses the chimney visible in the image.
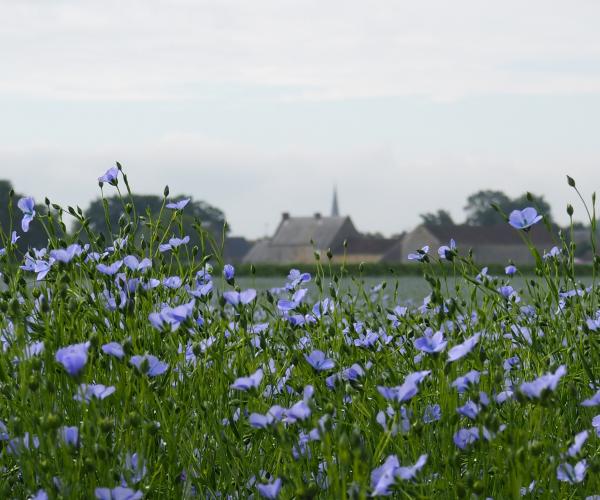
[314,212,321,219]
[282,212,290,220]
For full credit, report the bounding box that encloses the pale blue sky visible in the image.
[2,0,600,238]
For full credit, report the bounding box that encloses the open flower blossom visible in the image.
[231,368,263,391]
[277,288,308,312]
[556,460,587,484]
[166,198,190,210]
[452,370,481,393]
[508,207,543,230]
[149,300,195,332]
[304,350,335,371]
[97,260,123,276]
[520,365,567,399]
[581,388,600,407]
[567,430,589,457]
[130,354,169,377]
[414,329,447,354]
[223,264,235,281]
[17,197,36,232]
[59,426,79,447]
[407,245,429,262]
[123,255,152,272]
[158,236,190,253]
[102,342,125,359]
[50,244,83,264]
[223,289,257,306]
[437,239,456,259]
[95,487,143,500]
[257,477,282,499]
[98,167,119,184]
[453,427,479,449]
[447,333,480,363]
[249,405,286,429]
[75,384,116,403]
[55,342,91,376]
[370,454,428,496]
[378,370,430,403]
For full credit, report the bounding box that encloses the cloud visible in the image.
[3,0,600,101]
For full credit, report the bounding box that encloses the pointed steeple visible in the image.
[331,186,339,217]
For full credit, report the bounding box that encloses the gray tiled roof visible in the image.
[271,216,358,249]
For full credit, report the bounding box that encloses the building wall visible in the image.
[471,244,536,265]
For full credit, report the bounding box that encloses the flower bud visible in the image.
[567,204,574,216]
[567,175,576,187]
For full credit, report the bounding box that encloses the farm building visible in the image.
[401,224,557,265]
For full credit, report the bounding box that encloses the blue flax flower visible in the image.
[568,430,589,457]
[370,454,428,496]
[422,404,441,424]
[505,264,517,275]
[277,288,308,312]
[166,198,190,210]
[60,426,79,447]
[451,370,480,393]
[98,167,119,184]
[592,415,600,437]
[457,400,480,420]
[249,405,286,428]
[158,235,190,252]
[55,342,90,376]
[414,330,447,353]
[102,342,125,359]
[377,370,430,403]
[231,368,263,391]
[17,197,36,232]
[447,333,480,363]
[437,239,456,260]
[520,365,566,399]
[223,264,235,281]
[123,255,152,272]
[75,384,116,403]
[581,388,600,407]
[50,244,83,263]
[305,350,335,371]
[97,260,123,276]
[257,477,282,499]
[223,289,257,306]
[508,207,542,230]
[556,460,587,484]
[407,245,429,262]
[130,354,169,377]
[453,427,479,449]
[95,487,143,500]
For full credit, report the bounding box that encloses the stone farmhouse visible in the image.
[402,223,556,265]
[243,212,400,264]
[242,189,559,265]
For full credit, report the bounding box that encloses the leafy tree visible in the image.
[82,193,229,249]
[464,190,512,226]
[464,190,554,226]
[419,209,455,226]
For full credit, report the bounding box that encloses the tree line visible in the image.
[0,179,229,253]
[420,190,555,227]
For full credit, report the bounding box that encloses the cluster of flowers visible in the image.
[0,167,598,497]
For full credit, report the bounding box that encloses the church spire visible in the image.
[331,186,339,217]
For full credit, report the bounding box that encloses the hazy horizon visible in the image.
[2,1,600,238]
